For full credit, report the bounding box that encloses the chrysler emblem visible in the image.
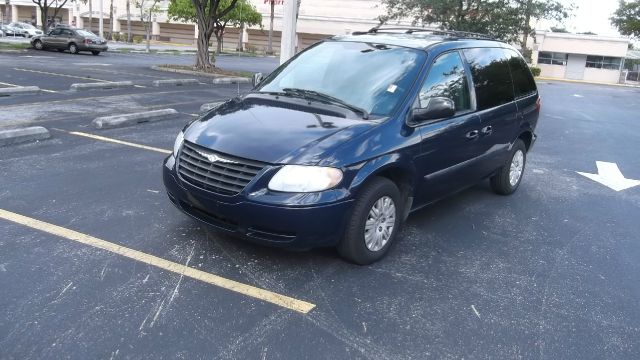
[195,149,237,164]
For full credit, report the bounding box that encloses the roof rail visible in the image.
[354,25,495,40]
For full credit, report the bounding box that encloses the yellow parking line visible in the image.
[0,80,57,93]
[13,68,113,83]
[0,208,316,314]
[59,130,172,154]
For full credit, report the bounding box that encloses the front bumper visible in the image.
[79,44,108,51]
[163,156,354,249]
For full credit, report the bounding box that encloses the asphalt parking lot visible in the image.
[1,48,640,359]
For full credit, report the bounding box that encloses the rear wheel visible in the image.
[33,40,43,50]
[68,43,79,54]
[337,177,403,265]
[91,51,100,56]
[490,139,527,195]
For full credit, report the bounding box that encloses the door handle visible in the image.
[465,130,479,139]
[481,126,493,135]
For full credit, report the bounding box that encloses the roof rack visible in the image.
[353,25,495,40]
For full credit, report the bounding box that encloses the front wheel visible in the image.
[337,177,403,265]
[33,40,43,50]
[91,51,100,56]
[490,139,527,195]
[68,43,79,54]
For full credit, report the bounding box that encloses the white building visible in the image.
[531,31,630,84]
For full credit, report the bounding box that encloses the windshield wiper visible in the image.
[281,88,370,120]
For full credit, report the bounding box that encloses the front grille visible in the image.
[178,141,267,195]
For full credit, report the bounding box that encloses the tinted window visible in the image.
[259,41,427,117]
[506,50,537,98]
[419,51,470,113]
[50,28,62,36]
[61,29,73,36]
[463,48,515,110]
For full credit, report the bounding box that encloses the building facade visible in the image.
[531,31,630,84]
[2,0,386,52]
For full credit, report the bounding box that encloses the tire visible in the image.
[91,51,100,56]
[337,177,403,265]
[68,43,79,54]
[33,40,43,50]
[490,139,527,195]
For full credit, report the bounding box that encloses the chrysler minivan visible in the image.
[163,27,540,264]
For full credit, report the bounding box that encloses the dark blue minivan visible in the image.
[163,28,540,264]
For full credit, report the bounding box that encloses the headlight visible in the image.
[173,131,184,157]
[268,165,343,192]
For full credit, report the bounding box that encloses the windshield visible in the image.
[22,23,36,29]
[76,30,96,37]
[258,41,426,117]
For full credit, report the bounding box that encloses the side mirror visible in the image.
[252,72,263,87]
[410,97,455,125]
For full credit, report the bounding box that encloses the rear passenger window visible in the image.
[419,52,470,113]
[463,48,514,110]
[507,50,537,98]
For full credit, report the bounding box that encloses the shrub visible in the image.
[111,33,120,42]
[529,66,541,77]
[133,35,143,44]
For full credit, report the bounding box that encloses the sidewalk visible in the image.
[537,76,640,88]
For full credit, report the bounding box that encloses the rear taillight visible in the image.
[535,97,541,112]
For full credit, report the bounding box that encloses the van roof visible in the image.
[332,27,508,51]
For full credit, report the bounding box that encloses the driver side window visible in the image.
[418,52,471,113]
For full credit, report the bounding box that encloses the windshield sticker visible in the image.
[387,84,398,93]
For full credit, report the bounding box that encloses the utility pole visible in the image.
[99,0,104,38]
[279,0,297,64]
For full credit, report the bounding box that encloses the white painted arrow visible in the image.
[577,161,640,192]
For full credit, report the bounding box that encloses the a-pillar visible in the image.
[11,5,18,23]
[152,20,160,41]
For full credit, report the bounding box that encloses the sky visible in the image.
[538,0,622,36]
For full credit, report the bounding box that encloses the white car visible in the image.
[10,22,43,38]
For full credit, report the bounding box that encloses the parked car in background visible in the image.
[9,22,42,37]
[164,27,540,264]
[1,23,24,37]
[31,27,108,55]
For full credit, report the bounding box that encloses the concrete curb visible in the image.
[199,101,224,114]
[152,79,200,87]
[212,77,250,85]
[151,65,250,81]
[92,109,178,129]
[70,81,134,91]
[0,126,50,146]
[0,86,41,96]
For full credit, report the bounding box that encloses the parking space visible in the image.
[1,47,640,359]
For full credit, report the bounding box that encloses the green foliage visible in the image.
[550,26,569,33]
[380,0,572,45]
[529,66,541,77]
[112,33,121,41]
[133,35,143,43]
[168,0,261,27]
[610,0,640,38]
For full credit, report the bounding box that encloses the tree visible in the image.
[611,0,640,38]
[380,0,571,58]
[109,0,114,39]
[550,26,569,32]
[217,0,261,53]
[135,0,161,52]
[126,0,132,42]
[168,0,240,69]
[267,0,276,54]
[31,0,69,33]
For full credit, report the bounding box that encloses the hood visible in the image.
[184,94,376,165]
